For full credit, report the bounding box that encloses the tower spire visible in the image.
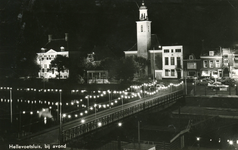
[139,0,148,21]
[142,0,145,5]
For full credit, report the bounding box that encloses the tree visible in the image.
[100,57,117,79]
[50,55,70,79]
[115,57,137,82]
[134,56,148,77]
[15,53,40,78]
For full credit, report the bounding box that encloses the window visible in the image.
[165,69,169,76]
[187,62,197,69]
[141,25,143,32]
[171,49,174,53]
[175,49,181,52]
[215,60,220,67]
[148,25,150,32]
[171,57,175,65]
[165,57,169,65]
[177,57,181,66]
[203,60,208,68]
[209,60,214,68]
[44,64,47,68]
[171,69,175,76]
[164,49,169,53]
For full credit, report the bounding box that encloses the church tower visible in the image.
[136,1,151,59]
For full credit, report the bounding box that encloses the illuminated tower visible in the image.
[136,1,151,59]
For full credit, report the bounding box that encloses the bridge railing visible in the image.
[62,83,184,143]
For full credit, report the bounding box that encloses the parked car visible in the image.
[156,84,165,88]
[207,82,228,89]
[197,78,214,85]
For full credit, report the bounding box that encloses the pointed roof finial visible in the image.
[142,0,145,5]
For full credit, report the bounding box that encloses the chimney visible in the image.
[41,48,46,52]
[65,33,68,41]
[48,34,52,43]
[60,46,65,51]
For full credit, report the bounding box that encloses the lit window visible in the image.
[175,49,181,52]
[164,49,169,53]
[215,60,220,67]
[171,69,175,76]
[187,62,196,69]
[165,69,169,76]
[209,60,214,68]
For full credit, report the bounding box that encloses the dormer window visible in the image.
[189,55,194,60]
[209,51,214,56]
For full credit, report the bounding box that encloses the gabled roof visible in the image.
[45,49,57,53]
[43,40,68,52]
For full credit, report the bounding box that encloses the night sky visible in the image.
[1,0,238,76]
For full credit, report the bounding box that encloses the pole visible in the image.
[229,83,231,95]
[138,121,140,149]
[109,91,111,108]
[122,97,124,117]
[10,88,12,123]
[236,85,238,95]
[59,91,62,144]
[87,97,89,111]
[19,111,22,138]
[95,106,97,120]
[153,51,155,81]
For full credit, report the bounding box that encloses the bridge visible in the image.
[20,82,184,145]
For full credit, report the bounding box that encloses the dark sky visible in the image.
[1,0,238,76]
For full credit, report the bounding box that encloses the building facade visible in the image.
[198,48,238,80]
[162,46,183,78]
[37,49,69,79]
[183,54,201,79]
[124,2,184,80]
[200,50,223,78]
[36,34,69,79]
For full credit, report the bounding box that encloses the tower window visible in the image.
[148,25,149,32]
[141,25,143,32]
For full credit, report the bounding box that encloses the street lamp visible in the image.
[121,96,124,117]
[9,87,13,123]
[59,89,62,144]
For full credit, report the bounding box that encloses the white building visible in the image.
[36,34,69,79]
[162,46,183,78]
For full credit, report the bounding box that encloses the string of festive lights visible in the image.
[0,81,183,120]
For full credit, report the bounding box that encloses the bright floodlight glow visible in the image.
[98,122,102,127]
[229,140,233,145]
[118,122,122,127]
[81,119,85,124]
[196,137,200,141]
